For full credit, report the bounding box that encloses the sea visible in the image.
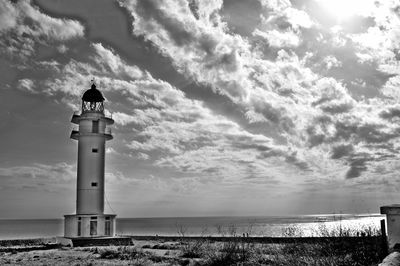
[0,214,385,240]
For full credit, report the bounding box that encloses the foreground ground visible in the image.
[1,240,184,266]
[0,237,385,266]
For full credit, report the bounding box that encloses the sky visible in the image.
[1,0,400,218]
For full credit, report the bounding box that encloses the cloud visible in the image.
[57,44,68,54]
[381,76,400,100]
[119,0,252,102]
[4,0,400,215]
[116,0,400,180]
[113,112,138,126]
[252,1,314,49]
[349,0,400,76]
[106,147,117,154]
[0,162,75,183]
[91,43,143,80]
[136,152,150,160]
[33,42,308,185]
[0,0,18,31]
[312,77,355,114]
[380,107,400,121]
[321,55,342,70]
[17,78,36,93]
[331,144,354,159]
[253,28,300,48]
[0,0,84,59]
[346,153,370,179]
[19,0,400,185]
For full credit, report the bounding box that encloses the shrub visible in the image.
[97,246,145,260]
[200,238,264,266]
[181,240,210,258]
[194,223,383,266]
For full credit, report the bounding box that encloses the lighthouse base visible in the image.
[64,214,116,238]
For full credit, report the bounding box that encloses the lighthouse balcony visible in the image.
[71,110,114,125]
[71,127,113,140]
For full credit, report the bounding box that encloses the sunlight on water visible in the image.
[0,215,385,239]
[286,216,383,237]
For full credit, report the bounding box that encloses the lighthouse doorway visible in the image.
[90,217,97,236]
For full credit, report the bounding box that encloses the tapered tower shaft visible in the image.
[75,114,108,214]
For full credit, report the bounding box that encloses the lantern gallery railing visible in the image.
[70,127,113,140]
[72,110,114,125]
[73,110,113,119]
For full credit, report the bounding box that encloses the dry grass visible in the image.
[174,224,385,266]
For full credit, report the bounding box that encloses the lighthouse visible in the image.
[64,82,116,238]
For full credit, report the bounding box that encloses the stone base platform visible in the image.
[64,214,116,238]
[66,236,132,247]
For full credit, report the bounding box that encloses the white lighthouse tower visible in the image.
[64,83,116,238]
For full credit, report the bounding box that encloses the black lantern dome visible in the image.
[82,83,105,113]
[82,83,105,102]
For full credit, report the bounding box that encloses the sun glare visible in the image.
[317,0,374,20]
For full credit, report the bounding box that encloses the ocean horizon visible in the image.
[0,214,385,240]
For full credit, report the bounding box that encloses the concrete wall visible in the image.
[64,215,77,238]
[64,214,116,238]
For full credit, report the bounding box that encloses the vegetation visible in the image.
[91,224,385,266]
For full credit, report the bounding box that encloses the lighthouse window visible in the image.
[105,219,111,236]
[92,120,99,133]
[77,218,81,236]
[92,148,98,153]
[91,182,98,187]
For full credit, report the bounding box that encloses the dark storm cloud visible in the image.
[331,144,354,159]
[308,112,400,148]
[306,115,333,147]
[251,99,295,132]
[380,107,400,120]
[334,121,398,144]
[346,153,370,179]
[320,102,354,114]
[330,144,371,178]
